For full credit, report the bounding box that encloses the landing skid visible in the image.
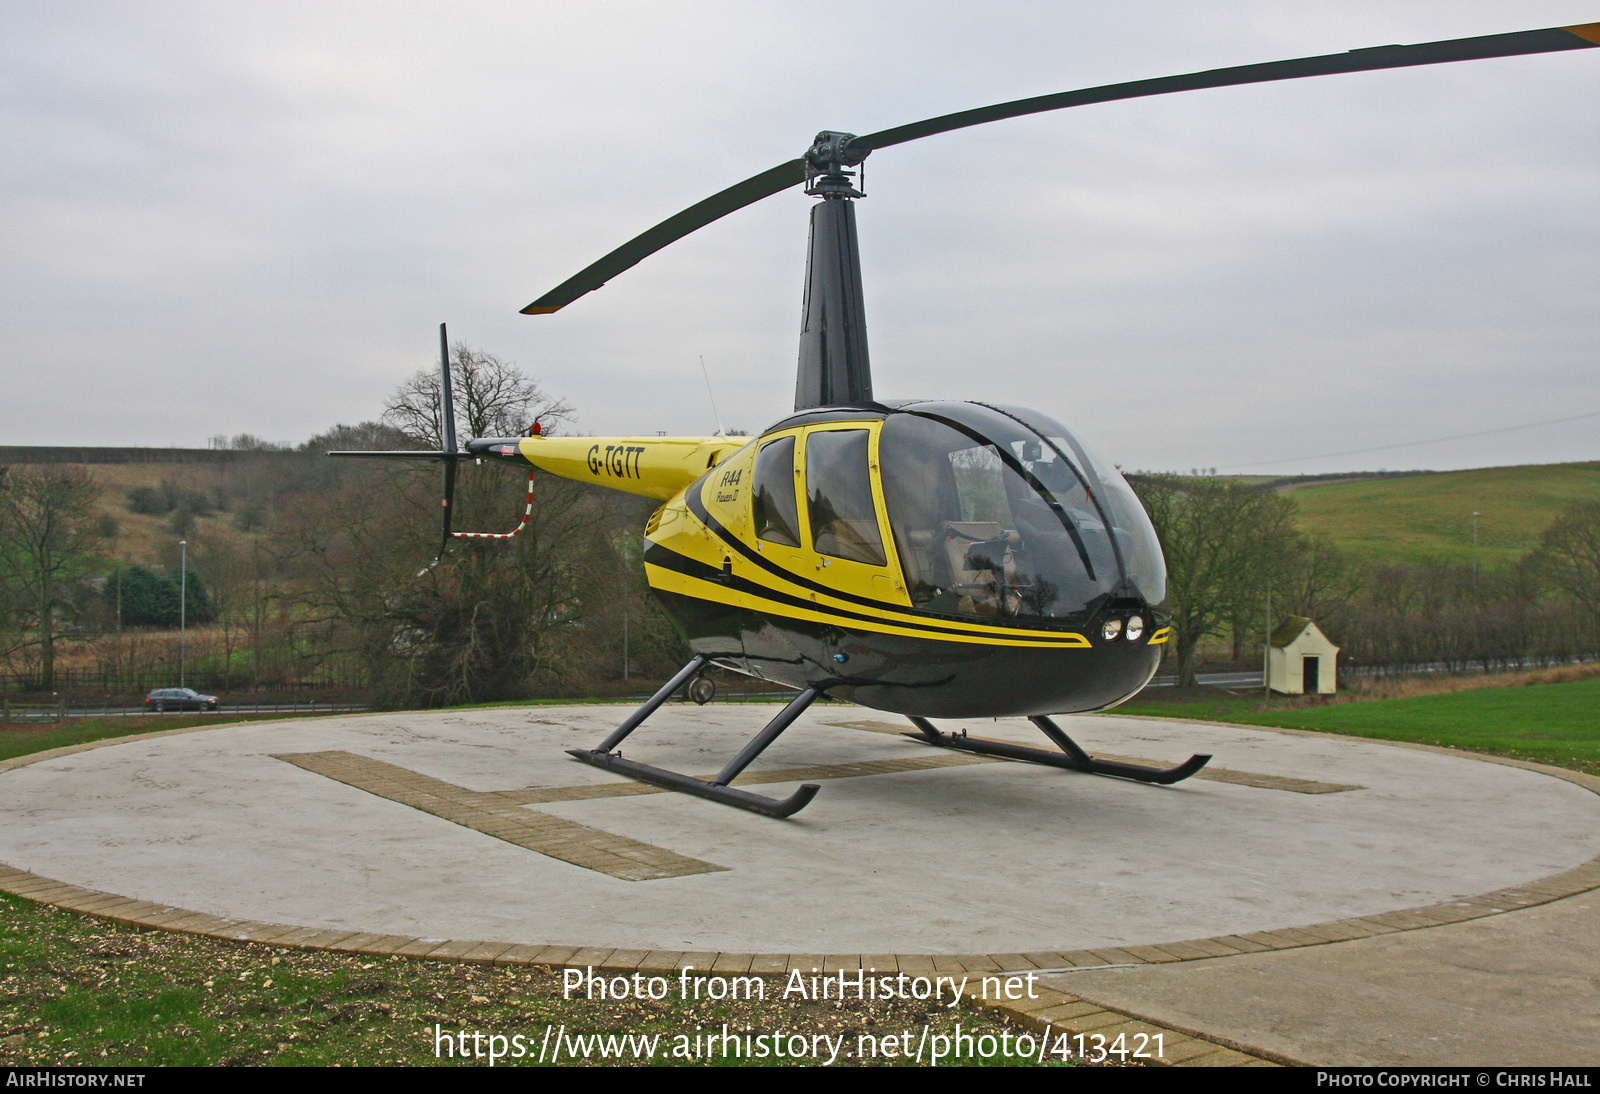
[905,715,1210,785]
[567,655,822,818]
[570,749,819,818]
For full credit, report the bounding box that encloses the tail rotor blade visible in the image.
[438,322,458,454]
[435,321,459,565]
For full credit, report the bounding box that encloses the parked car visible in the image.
[144,688,219,713]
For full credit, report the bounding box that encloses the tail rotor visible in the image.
[328,323,539,568]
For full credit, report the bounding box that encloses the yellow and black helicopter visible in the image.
[337,22,1600,817]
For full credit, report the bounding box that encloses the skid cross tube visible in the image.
[906,714,1210,785]
[569,665,821,817]
[595,655,708,753]
[712,687,819,786]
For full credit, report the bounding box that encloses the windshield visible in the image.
[991,405,1167,606]
[877,402,1166,619]
[878,407,1095,621]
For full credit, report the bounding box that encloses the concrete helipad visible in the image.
[2,704,1597,960]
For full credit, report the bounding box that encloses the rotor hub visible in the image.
[805,130,868,196]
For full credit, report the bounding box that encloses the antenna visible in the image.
[699,355,728,436]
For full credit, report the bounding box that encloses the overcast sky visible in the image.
[2,1,1596,475]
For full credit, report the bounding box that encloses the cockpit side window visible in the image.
[751,435,801,548]
[804,429,887,567]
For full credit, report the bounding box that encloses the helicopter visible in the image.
[335,22,1599,817]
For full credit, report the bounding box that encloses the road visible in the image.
[1149,671,1264,689]
[2,701,366,724]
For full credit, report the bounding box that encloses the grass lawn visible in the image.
[0,711,351,766]
[1118,677,1600,776]
[0,894,1085,1068]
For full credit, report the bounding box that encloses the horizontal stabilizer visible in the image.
[327,449,473,460]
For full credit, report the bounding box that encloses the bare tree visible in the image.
[1130,475,1299,687]
[266,353,620,705]
[270,454,613,706]
[1531,499,1600,656]
[1228,532,1359,662]
[383,343,573,446]
[0,465,102,690]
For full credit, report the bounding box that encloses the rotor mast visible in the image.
[794,132,873,411]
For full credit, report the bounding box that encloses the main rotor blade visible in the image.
[521,157,807,314]
[849,24,1600,154]
[521,23,1597,317]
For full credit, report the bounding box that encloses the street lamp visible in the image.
[1472,511,1479,594]
[179,539,187,688]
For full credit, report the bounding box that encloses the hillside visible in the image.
[21,451,1600,575]
[1278,462,1600,569]
[81,461,265,570]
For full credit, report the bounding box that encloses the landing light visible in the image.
[1101,618,1123,642]
[1126,616,1145,642]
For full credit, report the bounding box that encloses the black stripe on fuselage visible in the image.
[666,490,1093,644]
[645,539,1041,643]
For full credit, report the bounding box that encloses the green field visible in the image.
[1119,677,1600,775]
[1280,462,1600,568]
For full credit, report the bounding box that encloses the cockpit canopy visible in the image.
[748,400,1166,624]
[878,402,1164,620]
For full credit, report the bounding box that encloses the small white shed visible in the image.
[1267,616,1340,695]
